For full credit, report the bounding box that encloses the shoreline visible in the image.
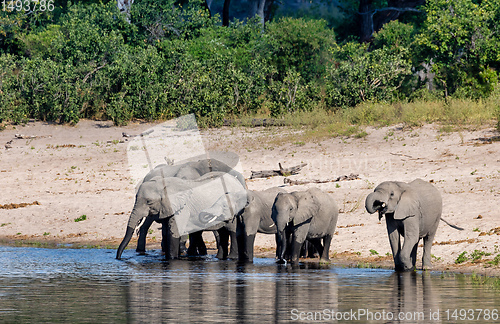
[1,236,499,277]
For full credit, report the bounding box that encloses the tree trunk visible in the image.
[117,0,134,22]
[223,0,231,26]
[358,0,373,42]
[256,0,265,27]
[359,0,425,42]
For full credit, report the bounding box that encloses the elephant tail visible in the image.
[440,217,464,231]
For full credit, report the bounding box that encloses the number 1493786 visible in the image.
[2,0,54,12]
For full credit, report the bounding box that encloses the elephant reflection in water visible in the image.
[125,261,339,322]
[388,272,438,323]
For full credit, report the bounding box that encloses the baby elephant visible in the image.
[272,188,339,264]
[365,179,463,271]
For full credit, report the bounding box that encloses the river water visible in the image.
[0,246,499,323]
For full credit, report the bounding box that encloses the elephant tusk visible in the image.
[381,202,386,208]
[269,224,275,227]
[209,215,218,223]
[135,217,147,236]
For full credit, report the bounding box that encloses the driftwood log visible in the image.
[250,163,307,179]
[284,173,360,186]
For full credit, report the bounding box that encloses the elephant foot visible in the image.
[394,264,405,272]
[216,252,227,260]
[276,259,286,264]
[227,251,238,260]
[137,251,146,256]
[422,262,432,271]
[237,258,253,264]
[319,257,330,263]
[395,264,416,272]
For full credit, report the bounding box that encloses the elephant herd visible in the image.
[116,158,463,271]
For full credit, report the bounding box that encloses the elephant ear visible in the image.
[293,192,319,226]
[394,189,420,220]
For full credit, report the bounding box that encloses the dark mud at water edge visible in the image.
[0,246,499,323]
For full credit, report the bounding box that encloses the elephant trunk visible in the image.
[116,226,134,259]
[365,191,386,214]
[117,207,146,260]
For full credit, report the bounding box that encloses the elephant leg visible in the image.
[236,217,255,262]
[291,239,304,265]
[136,216,154,254]
[400,227,419,271]
[291,228,308,264]
[237,233,256,262]
[308,238,323,258]
[410,239,419,269]
[422,234,435,270]
[386,219,403,271]
[212,230,220,256]
[165,218,180,260]
[186,232,197,256]
[187,231,206,256]
[275,231,287,263]
[197,234,207,256]
[284,228,294,261]
[228,230,238,259]
[320,235,333,261]
[216,228,229,260]
[308,239,320,258]
[300,240,308,258]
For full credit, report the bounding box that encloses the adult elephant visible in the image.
[272,188,339,264]
[365,179,463,271]
[116,171,247,260]
[134,157,246,257]
[235,188,286,262]
[197,187,288,262]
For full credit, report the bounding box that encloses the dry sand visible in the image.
[0,119,499,276]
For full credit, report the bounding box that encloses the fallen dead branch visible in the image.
[250,163,307,179]
[284,173,360,185]
[122,129,154,138]
[0,201,41,209]
[14,134,52,139]
[434,238,478,246]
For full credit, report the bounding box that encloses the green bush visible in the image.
[17,57,81,123]
[0,54,26,123]
[325,42,412,108]
[1,0,500,126]
[415,0,500,98]
[131,0,213,43]
[371,20,416,55]
[264,17,335,83]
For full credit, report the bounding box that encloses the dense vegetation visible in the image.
[0,0,499,127]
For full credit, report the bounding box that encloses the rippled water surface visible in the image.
[0,246,499,323]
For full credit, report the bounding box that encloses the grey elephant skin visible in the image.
[195,188,249,259]
[272,188,339,264]
[235,187,286,262]
[365,178,462,271]
[116,171,246,260]
[134,158,246,258]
